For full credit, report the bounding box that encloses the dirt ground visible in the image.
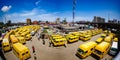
[4,29,113,60]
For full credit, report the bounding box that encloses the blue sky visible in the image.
[0,0,120,23]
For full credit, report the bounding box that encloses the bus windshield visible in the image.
[95,50,102,55]
[77,48,86,54]
[111,48,117,51]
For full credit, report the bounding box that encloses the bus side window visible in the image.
[26,51,28,54]
[13,48,19,56]
[22,53,25,56]
[3,45,6,47]
[103,52,104,54]
[7,45,9,47]
[91,48,93,51]
[85,51,88,53]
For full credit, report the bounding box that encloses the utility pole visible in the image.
[108,12,110,23]
[73,0,76,26]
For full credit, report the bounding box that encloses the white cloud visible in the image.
[6,8,93,23]
[35,0,41,6]
[5,8,120,23]
[20,11,36,16]
[6,8,59,23]
[1,5,12,12]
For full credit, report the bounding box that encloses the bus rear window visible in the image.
[26,51,28,54]
[54,41,58,43]
[7,45,9,47]
[22,53,25,56]
[60,40,63,42]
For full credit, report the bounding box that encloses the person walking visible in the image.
[42,39,45,45]
[42,34,45,45]
[34,54,37,60]
[64,41,67,48]
[49,40,52,47]
[32,45,35,53]
[38,33,41,40]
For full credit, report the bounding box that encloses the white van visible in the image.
[109,42,118,56]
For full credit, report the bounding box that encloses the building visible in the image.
[55,18,60,24]
[113,19,118,23]
[108,19,118,23]
[93,16,105,23]
[108,20,113,23]
[33,20,39,25]
[118,20,120,24]
[26,18,31,25]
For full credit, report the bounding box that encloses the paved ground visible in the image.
[4,29,113,60]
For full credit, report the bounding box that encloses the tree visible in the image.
[0,22,4,25]
[38,20,41,22]
[46,21,49,24]
[0,22,4,28]
[6,20,11,26]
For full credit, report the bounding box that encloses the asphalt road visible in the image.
[4,30,113,60]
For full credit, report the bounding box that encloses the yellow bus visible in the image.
[81,35,91,41]
[66,36,79,43]
[71,32,80,37]
[76,41,97,58]
[25,34,32,41]
[101,33,106,38]
[95,37,103,44]
[2,32,11,52]
[113,37,118,42]
[17,37,26,44]
[87,30,92,36]
[92,42,110,59]
[12,43,31,60]
[2,38,11,52]
[21,33,27,37]
[50,35,63,40]
[104,36,112,43]
[52,38,67,46]
[109,33,114,39]
[10,35,19,44]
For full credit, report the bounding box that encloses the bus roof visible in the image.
[84,35,90,37]
[85,41,97,46]
[55,38,66,41]
[17,37,24,39]
[79,41,97,51]
[13,43,28,52]
[95,42,110,52]
[53,36,62,39]
[111,42,118,49]
[95,38,103,42]
[79,44,90,52]
[10,35,18,43]
[69,36,75,38]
